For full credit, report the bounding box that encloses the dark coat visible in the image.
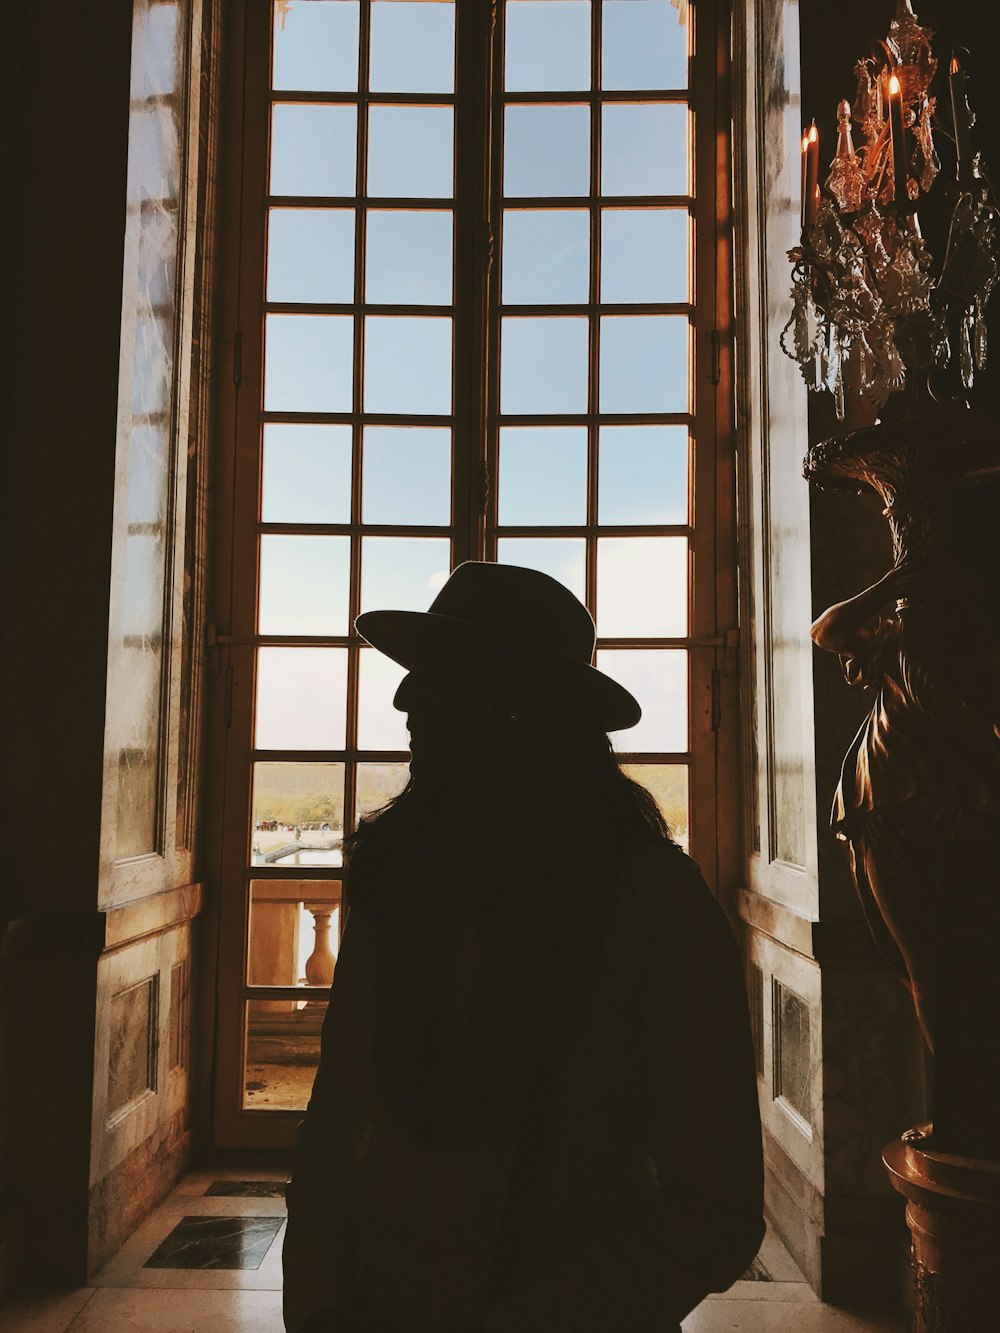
[283,844,764,1333]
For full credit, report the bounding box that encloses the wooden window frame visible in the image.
[207,0,738,1151]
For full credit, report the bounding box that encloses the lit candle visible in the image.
[949,55,974,187]
[801,131,810,228]
[888,72,911,211]
[805,121,820,226]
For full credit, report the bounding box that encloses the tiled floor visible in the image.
[0,1168,906,1332]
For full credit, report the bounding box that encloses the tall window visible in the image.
[212,0,733,1148]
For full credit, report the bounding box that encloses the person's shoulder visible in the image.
[615,839,731,938]
[616,837,706,899]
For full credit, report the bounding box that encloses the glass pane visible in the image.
[370,0,455,93]
[623,763,688,848]
[596,648,687,752]
[502,210,589,305]
[244,998,326,1111]
[600,209,688,304]
[255,647,348,750]
[775,983,812,1124]
[504,106,590,198]
[504,0,591,92]
[498,426,587,525]
[368,106,454,198]
[357,762,410,819]
[599,315,687,413]
[131,314,172,415]
[496,538,586,603]
[365,211,453,305]
[602,0,687,91]
[258,535,351,635]
[500,317,588,414]
[363,427,451,525]
[364,317,452,414]
[358,649,409,750]
[251,767,345,867]
[264,314,354,412]
[270,104,357,197]
[261,424,353,525]
[360,536,451,613]
[601,104,687,196]
[272,1,359,92]
[248,880,342,984]
[267,209,355,303]
[134,1,182,99]
[598,425,687,524]
[596,537,687,637]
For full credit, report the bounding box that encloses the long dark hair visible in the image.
[344,705,684,1146]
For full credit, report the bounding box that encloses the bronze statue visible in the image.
[806,401,1000,1157]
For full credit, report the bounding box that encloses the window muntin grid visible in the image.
[232,3,717,1109]
[490,0,694,843]
[250,2,459,924]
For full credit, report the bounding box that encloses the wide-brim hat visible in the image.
[355,561,641,732]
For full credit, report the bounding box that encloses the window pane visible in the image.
[244,999,325,1111]
[623,763,688,848]
[504,1,591,92]
[599,315,687,413]
[596,649,686,752]
[267,208,355,304]
[259,536,351,636]
[496,538,586,603]
[598,425,687,524]
[370,1,455,93]
[265,314,354,412]
[364,317,452,414]
[357,649,409,750]
[261,424,353,525]
[498,426,587,525]
[251,767,345,868]
[270,104,357,197]
[368,106,454,198]
[601,104,687,196]
[504,106,590,198]
[357,762,411,819]
[602,0,687,91]
[500,317,588,414]
[365,211,453,305]
[600,209,688,304]
[272,1,359,92]
[255,647,348,750]
[360,537,451,613]
[596,537,687,637]
[502,210,589,305]
[248,881,342,984]
[363,427,451,525]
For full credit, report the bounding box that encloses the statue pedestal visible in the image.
[883,1126,1000,1332]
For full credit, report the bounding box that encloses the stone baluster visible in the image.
[303,906,337,987]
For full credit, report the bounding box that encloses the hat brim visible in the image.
[355,609,642,732]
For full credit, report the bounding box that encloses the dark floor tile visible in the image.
[204,1180,287,1198]
[144,1216,283,1270]
[738,1257,772,1282]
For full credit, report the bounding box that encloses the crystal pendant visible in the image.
[960,308,975,390]
[974,294,988,371]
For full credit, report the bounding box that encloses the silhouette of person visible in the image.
[283,563,764,1333]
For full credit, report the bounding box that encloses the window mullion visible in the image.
[453,0,496,564]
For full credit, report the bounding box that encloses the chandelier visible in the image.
[782,0,999,420]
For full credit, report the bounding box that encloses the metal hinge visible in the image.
[707,630,740,732]
[206,624,254,648]
[710,328,722,386]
